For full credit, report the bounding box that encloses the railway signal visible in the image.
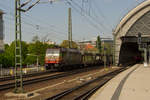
[137,32,141,45]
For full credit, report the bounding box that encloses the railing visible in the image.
[0,66,46,78]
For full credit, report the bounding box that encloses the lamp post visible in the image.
[27,54,39,67]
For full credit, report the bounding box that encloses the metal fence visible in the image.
[0,66,46,78]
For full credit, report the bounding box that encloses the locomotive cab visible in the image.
[45,48,61,70]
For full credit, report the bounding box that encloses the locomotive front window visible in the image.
[47,49,60,54]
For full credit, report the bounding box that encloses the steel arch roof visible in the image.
[114,0,150,36]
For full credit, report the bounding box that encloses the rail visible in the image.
[0,67,101,91]
[45,67,127,100]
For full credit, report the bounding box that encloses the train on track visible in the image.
[45,48,103,70]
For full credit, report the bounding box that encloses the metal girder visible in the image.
[121,36,150,43]
[126,11,150,36]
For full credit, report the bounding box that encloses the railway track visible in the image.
[0,66,101,91]
[45,67,127,100]
[0,70,53,82]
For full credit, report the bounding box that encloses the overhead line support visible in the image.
[14,0,23,93]
[68,7,72,48]
[14,0,41,94]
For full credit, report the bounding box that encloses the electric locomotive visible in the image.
[45,48,103,70]
[45,48,82,70]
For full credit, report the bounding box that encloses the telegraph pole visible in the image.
[68,7,72,48]
[14,0,23,93]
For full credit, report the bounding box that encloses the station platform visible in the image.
[90,64,150,100]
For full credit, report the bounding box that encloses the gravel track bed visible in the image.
[0,72,63,85]
[0,66,119,100]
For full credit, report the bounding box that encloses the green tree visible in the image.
[60,40,78,49]
[21,41,28,65]
[4,44,9,50]
[0,53,5,67]
[32,35,39,42]
[0,36,60,67]
[96,36,102,53]
[0,43,15,67]
[24,56,37,65]
[3,41,28,67]
[5,42,15,67]
[27,41,43,65]
[26,40,58,66]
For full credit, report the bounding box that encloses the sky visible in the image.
[0,0,146,44]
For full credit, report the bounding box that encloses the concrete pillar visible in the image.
[0,11,4,52]
[144,48,148,67]
[149,48,150,64]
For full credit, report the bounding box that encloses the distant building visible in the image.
[77,40,96,50]
[77,37,113,49]
[101,38,113,45]
[0,10,4,53]
[45,40,56,45]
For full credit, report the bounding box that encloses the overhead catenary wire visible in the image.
[72,0,113,37]
[64,0,103,34]
[65,0,112,38]
[4,19,67,43]
[92,0,113,30]
[0,2,74,41]
[69,4,103,40]
[1,0,104,42]
[70,0,110,31]
[23,13,68,35]
[0,2,67,32]
[4,15,68,44]
[13,1,86,41]
[5,16,68,41]
[0,2,68,35]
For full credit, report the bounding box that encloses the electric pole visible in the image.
[14,0,23,93]
[14,0,42,93]
[13,0,65,93]
[68,7,72,48]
